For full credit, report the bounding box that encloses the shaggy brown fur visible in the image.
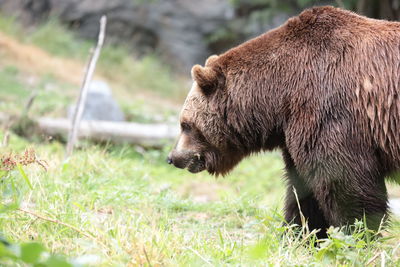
[168,6,400,237]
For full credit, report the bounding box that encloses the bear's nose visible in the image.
[167,156,173,165]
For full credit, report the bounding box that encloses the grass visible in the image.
[1,131,400,266]
[0,63,177,123]
[26,18,185,98]
[0,65,75,117]
[0,131,283,265]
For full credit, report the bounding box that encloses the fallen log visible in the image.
[0,114,179,148]
[39,117,179,147]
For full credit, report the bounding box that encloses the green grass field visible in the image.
[1,132,400,266]
[0,14,400,267]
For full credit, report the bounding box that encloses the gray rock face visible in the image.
[1,0,333,71]
[0,0,51,24]
[50,0,235,71]
[68,80,125,122]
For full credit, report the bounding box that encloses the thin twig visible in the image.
[367,252,380,265]
[292,186,308,238]
[18,207,108,251]
[1,113,13,148]
[143,247,153,267]
[0,89,37,146]
[296,228,321,248]
[1,130,9,147]
[66,15,107,158]
[23,90,38,116]
[186,247,213,266]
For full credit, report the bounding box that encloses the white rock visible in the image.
[389,198,400,217]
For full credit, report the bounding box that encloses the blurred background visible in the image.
[0,0,399,123]
[2,0,400,72]
[2,1,400,70]
[0,0,400,116]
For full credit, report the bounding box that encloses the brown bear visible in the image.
[167,6,400,238]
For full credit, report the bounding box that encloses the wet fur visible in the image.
[179,6,400,236]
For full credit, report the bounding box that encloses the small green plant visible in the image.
[315,223,377,265]
[0,149,81,266]
[0,149,43,210]
[0,238,79,267]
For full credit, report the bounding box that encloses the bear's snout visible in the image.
[167,157,173,165]
[167,150,206,173]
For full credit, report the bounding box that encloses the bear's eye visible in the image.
[181,122,191,132]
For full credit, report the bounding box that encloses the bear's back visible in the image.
[218,6,400,168]
[293,7,400,166]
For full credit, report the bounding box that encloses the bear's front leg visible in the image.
[284,186,329,238]
[282,149,329,238]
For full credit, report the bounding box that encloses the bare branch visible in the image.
[66,15,107,158]
[23,90,38,116]
[1,130,9,147]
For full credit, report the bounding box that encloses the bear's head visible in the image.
[167,55,248,176]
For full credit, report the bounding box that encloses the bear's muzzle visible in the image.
[167,150,206,173]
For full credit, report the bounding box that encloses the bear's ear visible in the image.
[191,64,220,95]
[191,65,218,95]
[205,55,219,66]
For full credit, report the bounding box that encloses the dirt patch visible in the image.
[0,31,183,111]
[0,31,87,85]
[178,181,232,203]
